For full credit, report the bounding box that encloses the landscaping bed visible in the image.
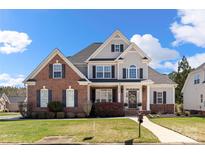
[0,118,159,144]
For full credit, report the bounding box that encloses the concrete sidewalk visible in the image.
[130,116,198,144]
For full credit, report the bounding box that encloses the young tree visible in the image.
[169,56,192,104]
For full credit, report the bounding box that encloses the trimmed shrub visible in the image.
[176,112,181,116]
[37,112,46,119]
[56,112,65,119]
[31,112,37,119]
[66,112,75,118]
[46,112,55,119]
[184,111,191,117]
[93,102,125,117]
[76,112,86,118]
[47,101,63,112]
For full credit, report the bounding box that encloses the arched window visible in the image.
[129,65,137,79]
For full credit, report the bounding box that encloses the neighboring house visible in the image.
[0,93,9,111]
[6,96,26,112]
[0,93,26,112]
[182,63,205,114]
[23,30,176,115]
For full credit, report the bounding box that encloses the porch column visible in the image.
[123,85,126,104]
[172,86,175,104]
[87,84,90,102]
[146,85,150,111]
[118,84,121,102]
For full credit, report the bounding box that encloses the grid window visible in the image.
[129,65,136,78]
[115,45,120,52]
[157,92,163,104]
[53,64,62,79]
[95,89,112,103]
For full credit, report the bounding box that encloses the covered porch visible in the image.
[87,80,153,114]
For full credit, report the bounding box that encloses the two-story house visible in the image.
[23,30,176,115]
[182,63,205,114]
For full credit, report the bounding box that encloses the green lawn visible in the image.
[151,117,205,142]
[0,112,20,116]
[0,118,159,144]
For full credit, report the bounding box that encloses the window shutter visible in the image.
[49,64,53,78]
[120,44,124,52]
[112,88,117,102]
[62,90,66,107]
[140,68,143,79]
[74,90,78,107]
[111,44,115,52]
[62,64,66,78]
[123,68,126,79]
[92,66,96,78]
[36,90,40,107]
[48,90,52,103]
[112,65,115,78]
[163,91,166,104]
[153,91,157,104]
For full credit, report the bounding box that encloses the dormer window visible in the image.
[111,44,124,52]
[115,45,120,52]
[53,63,62,79]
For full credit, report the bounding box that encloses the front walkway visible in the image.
[130,116,198,144]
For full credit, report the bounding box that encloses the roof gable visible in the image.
[115,42,151,62]
[85,30,130,62]
[24,49,88,83]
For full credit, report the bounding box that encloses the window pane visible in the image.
[97,72,103,78]
[97,66,103,71]
[129,69,136,78]
[104,72,111,78]
[95,89,112,102]
[104,66,111,72]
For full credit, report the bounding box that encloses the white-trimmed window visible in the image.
[96,66,104,78]
[66,88,74,107]
[96,89,112,103]
[129,65,137,79]
[96,66,112,79]
[194,74,200,84]
[53,63,62,79]
[201,94,203,103]
[115,45,120,52]
[157,92,163,104]
[40,89,48,107]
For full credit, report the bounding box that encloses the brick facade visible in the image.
[150,104,175,114]
[27,54,87,113]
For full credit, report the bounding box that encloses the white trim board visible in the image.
[23,48,88,83]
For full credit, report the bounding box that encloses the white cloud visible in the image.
[0,73,25,87]
[159,52,205,72]
[130,34,180,69]
[187,52,205,69]
[0,30,32,54]
[171,10,205,47]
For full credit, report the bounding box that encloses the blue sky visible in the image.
[0,9,205,87]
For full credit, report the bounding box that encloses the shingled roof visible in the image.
[68,43,102,64]
[148,67,175,84]
[67,43,175,84]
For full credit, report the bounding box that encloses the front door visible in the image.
[128,90,137,108]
